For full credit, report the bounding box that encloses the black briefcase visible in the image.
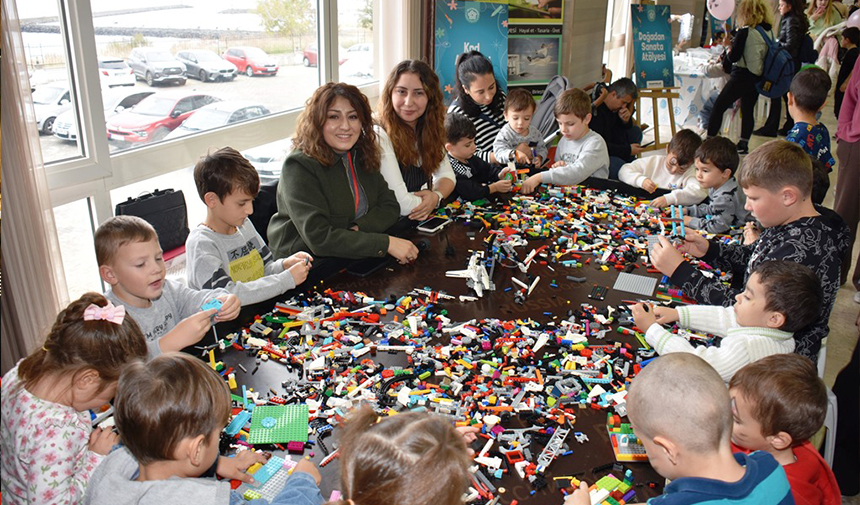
[115,189,190,251]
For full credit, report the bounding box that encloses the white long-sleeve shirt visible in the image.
[542,129,609,186]
[644,305,795,382]
[618,155,708,205]
[375,126,456,216]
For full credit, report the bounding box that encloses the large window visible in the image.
[22,0,387,298]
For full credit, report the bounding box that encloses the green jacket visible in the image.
[267,149,400,259]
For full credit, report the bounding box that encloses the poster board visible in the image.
[507,0,563,97]
[631,5,674,88]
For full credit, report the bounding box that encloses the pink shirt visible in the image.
[0,364,104,504]
[836,59,860,142]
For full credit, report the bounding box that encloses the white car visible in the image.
[32,83,72,134]
[164,100,270,140]
[243,139,291,182]
[54,88,155,142]
[99,58,136,88]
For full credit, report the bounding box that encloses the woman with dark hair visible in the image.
[447,50,507,164]
[376,59,455,221]
[755,0,809,137]
[267,82,418,264]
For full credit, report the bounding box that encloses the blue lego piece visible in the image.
[201,299,223,312]
[225,410,251,436]
[251,455,285,487]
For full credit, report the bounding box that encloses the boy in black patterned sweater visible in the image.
[650,140,849,362]
[445,113,516,201]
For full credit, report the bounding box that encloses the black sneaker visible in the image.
[777,127,790,136]
[753,127,777,137]
[737,140,749,155]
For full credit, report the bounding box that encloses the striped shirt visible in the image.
[644,304,794,382]
[649,451,795,505]
[448,91,507,163]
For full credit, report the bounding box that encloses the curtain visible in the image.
[1,0,69,375]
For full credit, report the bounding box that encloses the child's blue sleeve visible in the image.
[269,472,324,505]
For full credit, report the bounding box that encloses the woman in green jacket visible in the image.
[267,82,419,264]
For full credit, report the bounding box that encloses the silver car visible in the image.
[128,48,187,87]
[176,50,237,82]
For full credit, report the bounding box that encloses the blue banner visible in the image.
[631,5,674,88]
[435,1,509,105]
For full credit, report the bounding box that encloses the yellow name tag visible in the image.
[228,248,265,283]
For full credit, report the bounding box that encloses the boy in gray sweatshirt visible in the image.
[492,88,548,166]
[684,137,750,234]
[521,88,609,193]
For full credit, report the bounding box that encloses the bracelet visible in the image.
[433,190,444,207]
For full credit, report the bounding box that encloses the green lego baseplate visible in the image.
[247,404,309,445]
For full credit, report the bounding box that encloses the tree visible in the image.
[358,0,373,32]
[256,0,314,51]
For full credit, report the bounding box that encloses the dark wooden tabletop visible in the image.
[211,195,668,504]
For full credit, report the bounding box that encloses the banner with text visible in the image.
[508,0,563,97]
[435,0,509,105]
[631,4,674,88]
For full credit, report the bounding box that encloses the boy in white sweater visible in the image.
[619,129,707,206]
[631,260,822,382]
[186,147,312,305]
[521,88,609,193]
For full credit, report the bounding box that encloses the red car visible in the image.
[223,47,279,77]
[106,92,220,145]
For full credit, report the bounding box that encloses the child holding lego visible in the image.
[327,405,473,505]
[566,353,795,505]
[618,129,707,207]
[729,354,841,505]
[445,113,516,201]
[785,67,837,172]
[492,87,548,166]
[83,353,324,505]
[96,215,240,358]
[650,140,851,361]
[1,293,148,505]
[681,136,750,234]
[186,147,312,305]
[631,260,822,382]
[520,88,609,194]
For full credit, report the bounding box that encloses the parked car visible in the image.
[302,43,347,67]
[128,47,187,86]
[223,47,279,77]
[32,83,71,134]
[106,92,220,145]
[344,43,372,57]
[164,100,270,140]
[98,58,136,88]
[54,88,155,142]
[176,50,237,82]
[243,140,291,182]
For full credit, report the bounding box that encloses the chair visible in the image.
[250,179,279,245]
[817,336,838,467]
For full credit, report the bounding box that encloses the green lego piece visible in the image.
[243,489,262,500]
[595,474,621,490]
[605,498,621,505]
[247,404,309,445]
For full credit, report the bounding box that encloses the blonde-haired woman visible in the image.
[808,0,845,83]
[706,0,774,154]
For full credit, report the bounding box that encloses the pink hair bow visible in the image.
[83,302,126,325]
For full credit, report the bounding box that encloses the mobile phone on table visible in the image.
[417,216,449,234]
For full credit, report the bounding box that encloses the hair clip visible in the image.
[83,302,126,325]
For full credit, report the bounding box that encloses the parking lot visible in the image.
[38,62,364,162]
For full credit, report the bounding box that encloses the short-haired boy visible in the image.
[520,88,609,194]
[632,260,822,382]
[618,129,707,207]
[96,215,240,358]
[835,27,858,119]
[785,67,837,172]
[729,354,840,505]
[445,113,516,201]
[650,140,850,361]
[83,353,324,505]
[187,147,311,305]
[566,353,794,505]
[492,88,548,166]
[682,136,750,234]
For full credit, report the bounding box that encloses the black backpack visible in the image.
[755,26,796,98]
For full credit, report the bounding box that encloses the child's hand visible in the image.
[650,196,668,208]
[743,222,760,245]
[489,179,513,194]
[564,481,591,505]
[631,303,657,330]
[551,160,565,168]
[283,252,313,269]
[683,215,693,225]
[677,229,709,258]
[520,174,542,194]
[654,306,680,324]
[214,294,240,322]
[292,459,322,485]
[88,426,119,456]
[287,260,311,286]
[533,155,543,167]
[498,166,517,180]
[216,451,269,485]
[162,310,216,352]
[642,178,658,193]
[455,425,480,455]
[650,235,685,276]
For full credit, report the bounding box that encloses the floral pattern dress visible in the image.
[1,364,103,504]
